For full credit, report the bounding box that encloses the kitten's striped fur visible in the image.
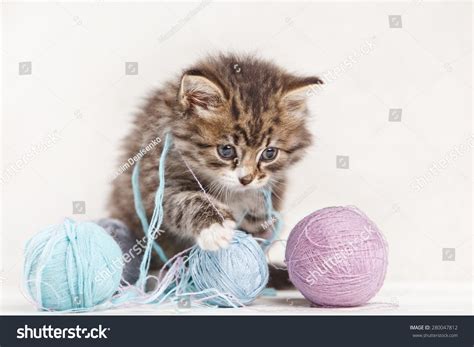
[108,53,322,287]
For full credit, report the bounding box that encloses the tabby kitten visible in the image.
[108,53,322,287]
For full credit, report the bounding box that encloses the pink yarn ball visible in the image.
[285,206,388,307]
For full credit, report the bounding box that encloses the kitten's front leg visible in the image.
[238,213,268,235]
[164,189,236,251]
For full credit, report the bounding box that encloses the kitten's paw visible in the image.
[196,220,236,251]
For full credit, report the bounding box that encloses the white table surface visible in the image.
[1,281,472,315]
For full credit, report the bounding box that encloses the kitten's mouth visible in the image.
[219,178,269,191]
[235,184,260,191]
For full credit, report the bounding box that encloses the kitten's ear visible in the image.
[178,70,225,117]
[283,76,323,116]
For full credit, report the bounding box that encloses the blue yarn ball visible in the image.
[189,231,269,307]
[24,219,123,311]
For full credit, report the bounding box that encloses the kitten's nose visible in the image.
[239,174,253,186]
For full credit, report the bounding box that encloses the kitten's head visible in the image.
[172,54,322,192]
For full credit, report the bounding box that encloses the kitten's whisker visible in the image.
[267,181,284,202]
[210,182,227,203]
[224,185,230,204]
[207,181,225,201]
[205,181,219,195]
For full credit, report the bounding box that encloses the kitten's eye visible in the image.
[217,144,236,159]
[261,147,278,162]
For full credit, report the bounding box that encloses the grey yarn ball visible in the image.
[96,218,142,285]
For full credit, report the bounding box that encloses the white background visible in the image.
[1,1,472,313]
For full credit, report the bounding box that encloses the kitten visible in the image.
[108,53,322,288]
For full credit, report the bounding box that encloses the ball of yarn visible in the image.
[189,231,269,307]
[24,219,124,311]
[285,206,388,307]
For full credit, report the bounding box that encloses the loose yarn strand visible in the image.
[261,188,283,251]
[131,162,150,233]
[136,133,172,289]
[132,161,170,266]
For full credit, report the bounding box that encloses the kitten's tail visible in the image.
[267,266,293,289]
